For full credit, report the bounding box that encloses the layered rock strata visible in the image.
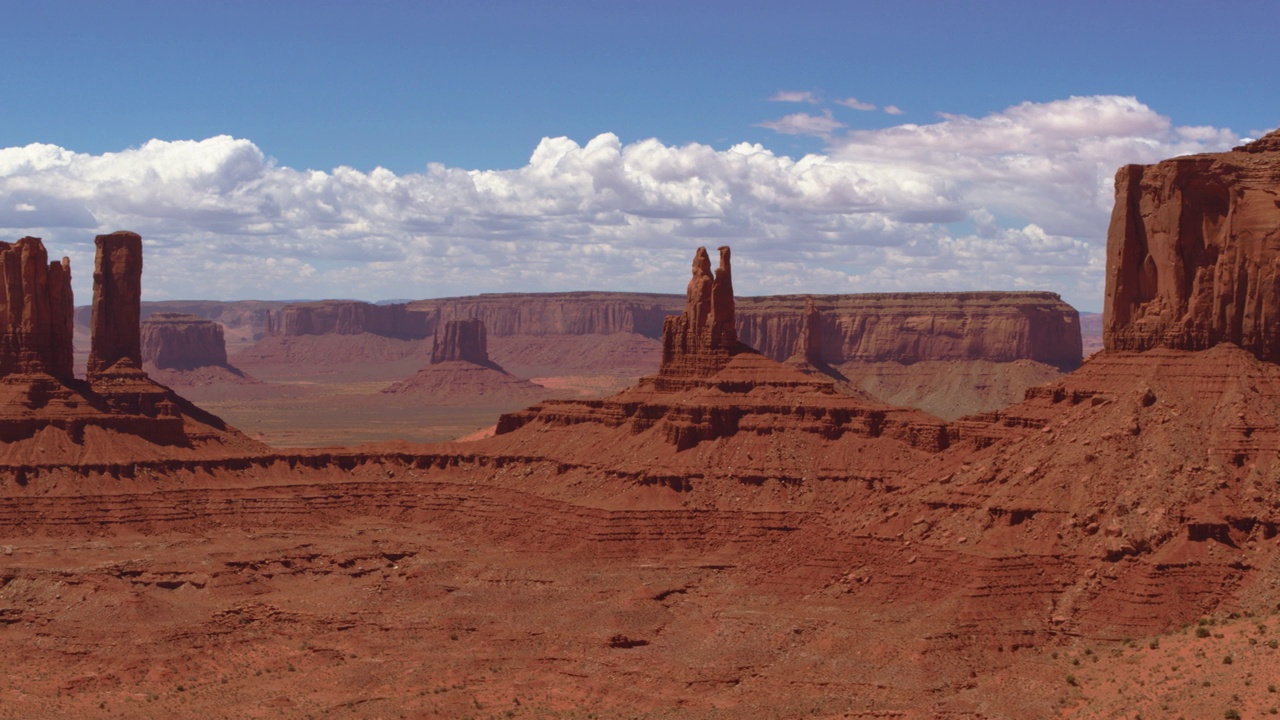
[0,237,74,380]
[1104,128,1280,359]
[142,313,229,370]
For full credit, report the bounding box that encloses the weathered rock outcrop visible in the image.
[277,300,431,339]
[657,246,745,382]
[1104,128,1280,359]
[496,246,950,454]
[0,232,266,461]
[0,237,74,380]
[87,231,143,377]
[430,319,491,366]
[736,292,1082,370]
[384,318,547,402]
[141,313,229,370]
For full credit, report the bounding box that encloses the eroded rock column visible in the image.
[88,231,143,378]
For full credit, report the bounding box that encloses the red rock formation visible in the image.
[737,291,1082,370]
[430,319,490,366]
[141,313,230,370]
[87,231,143,377]
[0,237,74,380]
[408,292,681,339]
[1104,128,1280,359]
[789,297,823,366]
[496,246,949,453]
[658,246,745,382]
[384,319,547,402]
[278,300,431,339]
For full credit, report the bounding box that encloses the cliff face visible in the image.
[278,300,431,339]
[87,231,143,377]
[141,313,229,370]
[0,237,74,379]
[431,319,490,366]
[407,292,681,339]
[736,292,1082,371]
[1103,129,1280,358]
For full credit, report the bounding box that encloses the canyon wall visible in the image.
[1103,129,1280,359]
[407,292,681,339]
[141,313,229,370]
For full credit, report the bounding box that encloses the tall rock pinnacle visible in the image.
[660,246,742,378]
[0,237,74,380]
[88,231,143,377]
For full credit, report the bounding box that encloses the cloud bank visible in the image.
[0,96,1239,309]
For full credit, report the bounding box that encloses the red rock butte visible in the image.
[141,313,230,370]
[1104,127,1280,359]
[0,237,74,380]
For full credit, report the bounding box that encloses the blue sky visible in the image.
[2,1,1278,310]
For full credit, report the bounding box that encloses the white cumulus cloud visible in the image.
[768,90,820,104]
[835,97,877,111]
[0,96,1238,310]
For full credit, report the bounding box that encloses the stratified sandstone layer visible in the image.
[1104,128,1280,358]
[0,237,73,380]
[141,313,229,370]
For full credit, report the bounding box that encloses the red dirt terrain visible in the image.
[4,130,1280,718]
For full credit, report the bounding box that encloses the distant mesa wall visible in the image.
[264,289,1082,369]
[736,292,1083,371]
[141,313,229,370]
[276,300,432,339]
[1104,128,1280,360]
[0,237,74,380]
[407,292,682,339]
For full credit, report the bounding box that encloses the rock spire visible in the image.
[88,231,143,377]
[659,246,742,377]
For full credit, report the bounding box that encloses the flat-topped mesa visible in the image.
[277,300,431,339]
[141,313,229,370]
[87,231,143,377]
[431,319,491,366]
[659,246,748,379]
[0,237,74,380]
[1103,128,1280,359]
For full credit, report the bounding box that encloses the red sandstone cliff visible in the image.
[1104,128,1280,358]
[0,237,74,380]
[87,231,143,377]
[277,300,431,339]
[737,291,1082,370]
[141,313,230,370]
